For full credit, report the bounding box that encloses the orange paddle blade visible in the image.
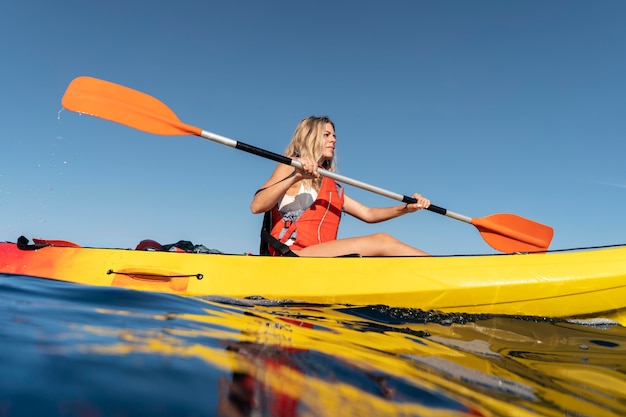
[61,76,201,136]
[472,214,554,253]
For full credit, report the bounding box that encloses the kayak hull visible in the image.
[1,242,625,324]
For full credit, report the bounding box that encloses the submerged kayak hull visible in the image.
[1,242,625,324]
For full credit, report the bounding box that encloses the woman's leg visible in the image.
[293,233,429,257]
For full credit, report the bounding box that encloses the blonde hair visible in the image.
[285,116,336,190]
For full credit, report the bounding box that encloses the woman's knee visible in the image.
[369,233,399,245]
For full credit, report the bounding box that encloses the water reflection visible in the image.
[67,300,626,416]
[3,275,625,417]
[216,342,305,417]
[335,306,626,417]
[214,338,481,417]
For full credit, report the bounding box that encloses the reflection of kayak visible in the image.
[1,239,625,325]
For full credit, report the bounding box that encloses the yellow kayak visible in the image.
[1,239,625,325]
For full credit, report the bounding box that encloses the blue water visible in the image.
[1,274,625,417]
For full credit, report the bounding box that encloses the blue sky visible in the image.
[1,1,625,255]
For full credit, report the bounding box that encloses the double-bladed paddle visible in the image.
[61,76,554,253]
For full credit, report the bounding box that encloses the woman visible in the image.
[250,116,430,257]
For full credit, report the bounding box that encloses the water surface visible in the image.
[1,274,625,416]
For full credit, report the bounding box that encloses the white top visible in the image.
[276,183,319,245]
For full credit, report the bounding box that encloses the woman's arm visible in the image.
[250,164,300,214]
[250,157,320,214]
[343,193,430,223]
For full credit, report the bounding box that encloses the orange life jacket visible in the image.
[268,177,344,255]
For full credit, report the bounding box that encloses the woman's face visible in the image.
[321,122,336,161]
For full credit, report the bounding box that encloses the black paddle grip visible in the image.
[235,142,292,166]
[402,195,447,215]
[427,204,447,215]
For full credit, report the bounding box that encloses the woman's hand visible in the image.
[405,193,430,213]
[296,157,320,179]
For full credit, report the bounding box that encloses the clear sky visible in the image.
[1,1,625,255]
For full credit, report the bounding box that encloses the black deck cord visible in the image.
[106,270,203,280]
